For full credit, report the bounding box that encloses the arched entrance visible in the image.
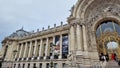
[96,20,120,60]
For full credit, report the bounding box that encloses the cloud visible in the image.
[0,0,77,47]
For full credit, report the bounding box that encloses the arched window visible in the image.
[96,21,120,37]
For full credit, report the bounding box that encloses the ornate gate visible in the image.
[96,20,120,60]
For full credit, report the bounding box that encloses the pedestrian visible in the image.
[105,54,109,62]
[111,53,115,60]
[114,53,118,62]
[99,53,104,62]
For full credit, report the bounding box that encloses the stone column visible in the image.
[90,31,99,65]
[38,39,43,59]
[23,42,28,59]
[44,38,49,59]
[82,24,90,66]
[17,45,20,61]
[26,43,30,58]
[28,41,32,59]
[53,36,55,44]
[51,36,55,59]
[76,24,83,55]
[15,45,19,60]
[82,24,88,51]
[33,40,37,57]
[19,43,23,58]
[70,25,75,52]
[59,35,62,59]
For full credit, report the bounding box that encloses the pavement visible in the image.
[105,60,120,68]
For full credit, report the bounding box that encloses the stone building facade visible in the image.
[1,0,120,68]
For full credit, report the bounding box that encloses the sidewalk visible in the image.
[105,60,120,68]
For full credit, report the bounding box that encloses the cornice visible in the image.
[19,24,70,41]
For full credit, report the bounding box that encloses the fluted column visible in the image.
[76,24,83,53]
[59,35,62,59]
[44,38,49,59]
[33,40,37,57]
[19,43,23,58]
[23,42,28,58]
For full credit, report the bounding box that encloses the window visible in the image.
[39,63,42,68]
[28,63,30,68]
[50,43,53,56]
[14,64,16,68]
[46,63,49,68]
[96,21,120,37]
[18,64,20,68]
[33,63,36,68]
[101,21,114,33]
[96,25,101,37]
[62,35,68,59]
[37,45,40,56]
[54,63,57,68]
[62,63,66,68]
[43,44,46,56]
[23,64,25,68]
[114,23,120,35]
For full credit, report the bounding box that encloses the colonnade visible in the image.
[15,34,67,61]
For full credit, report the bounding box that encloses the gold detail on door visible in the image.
[96,21,120,60]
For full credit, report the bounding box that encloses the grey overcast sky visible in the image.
[0,0,77,47]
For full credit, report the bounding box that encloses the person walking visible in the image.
[111,53,115,60]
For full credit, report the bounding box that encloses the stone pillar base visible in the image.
[83,51,91,66]
[76,50,83,55]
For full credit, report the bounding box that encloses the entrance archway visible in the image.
[96,20,120,60]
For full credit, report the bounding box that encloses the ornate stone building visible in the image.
[1,0,120,68]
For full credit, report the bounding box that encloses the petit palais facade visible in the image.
[0,0,120,68]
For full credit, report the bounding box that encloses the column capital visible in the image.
[69,18,81,26]
[81,22,86,26]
